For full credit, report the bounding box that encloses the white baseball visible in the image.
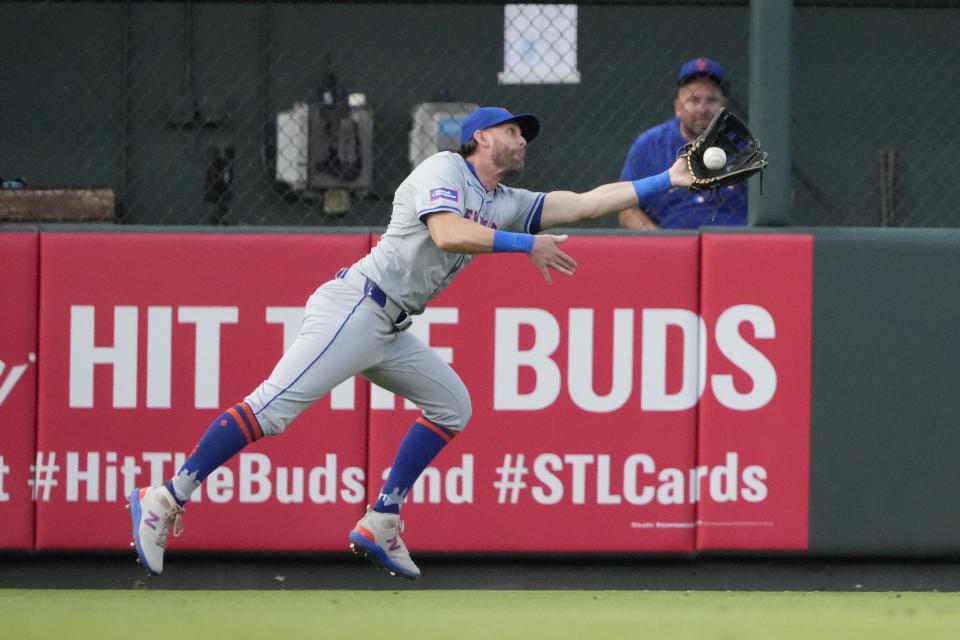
[703,146,726,170]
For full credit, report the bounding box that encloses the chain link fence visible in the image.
[1,1,958,228]
[791,1,960,227]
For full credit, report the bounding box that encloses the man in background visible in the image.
[618,57,748,229]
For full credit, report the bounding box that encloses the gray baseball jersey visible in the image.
[353,151,546,314]
[245,152,544,436]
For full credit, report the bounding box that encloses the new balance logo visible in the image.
[0,354,35,407]
[145,510,161,531]
[386,535,402,552]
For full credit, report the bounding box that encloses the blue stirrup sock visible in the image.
[631,170,672,203]
[165,402,264,506]
[373,416,457,514]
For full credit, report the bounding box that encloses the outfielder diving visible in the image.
[128,106,696,578]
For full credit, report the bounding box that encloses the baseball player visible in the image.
[128,106,694,578]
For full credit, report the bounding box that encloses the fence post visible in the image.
[748,0,792,227]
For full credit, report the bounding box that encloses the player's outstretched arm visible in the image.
[425,210,575,284]
[540,156,692,230]
[425,211,500,253]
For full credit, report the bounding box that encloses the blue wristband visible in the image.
[631,170,672,203]
[492,230,535,254]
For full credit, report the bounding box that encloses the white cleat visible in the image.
[349,506,420,579]
[127,486,184,575]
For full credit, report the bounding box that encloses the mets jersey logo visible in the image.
[430,187,459,202]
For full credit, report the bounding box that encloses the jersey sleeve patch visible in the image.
[430,187,459,202]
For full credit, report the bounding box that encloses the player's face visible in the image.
[674,77,725,140]
[488,122,527,172]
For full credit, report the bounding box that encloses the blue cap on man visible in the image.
[458,107,540,145]
[678,58,725,86]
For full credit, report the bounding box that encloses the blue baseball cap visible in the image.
[678,58,725,86]
[458,107,540,145]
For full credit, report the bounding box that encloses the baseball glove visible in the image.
[679,107,768,192]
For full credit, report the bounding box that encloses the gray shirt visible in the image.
[352,151,546,314]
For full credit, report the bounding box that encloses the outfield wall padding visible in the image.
[1,226,958,556]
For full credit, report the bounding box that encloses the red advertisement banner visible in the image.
[25,230,812,553]
[35,232,372,550]
[696,233,813,550]
[0,232,39,549]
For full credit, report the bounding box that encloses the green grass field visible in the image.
[3,589,960,639]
